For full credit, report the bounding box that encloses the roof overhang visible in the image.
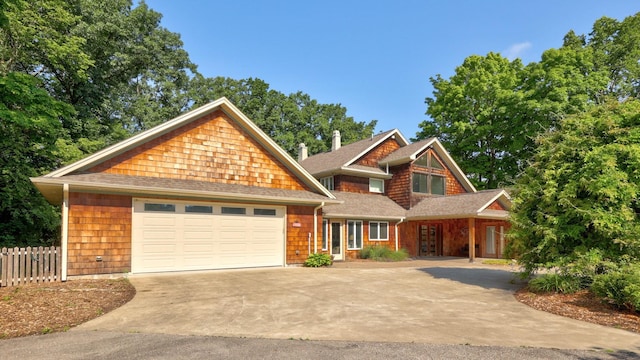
[406,211,510,221]
[322,213,405,221]
[312,166,393,180]
[31,177,341,207]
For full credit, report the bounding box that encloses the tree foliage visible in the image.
[417,12,640,190]
[507,100,640,274]
[189,76,376,156]
[0,73,74,246]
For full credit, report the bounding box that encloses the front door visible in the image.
[419,224,443,256]
[331,222,343,260]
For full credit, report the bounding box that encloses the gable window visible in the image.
[320,176,334,190]
[413,173,446,195]
[369,222,388,241]
[347,220,363,249]
[369,178,384,193]
[322,219,328,250]
[415,152,444,170]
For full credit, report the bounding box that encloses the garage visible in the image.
[131,198,285,273]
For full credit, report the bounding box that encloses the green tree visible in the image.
[507,100,640,274]
[0,72,74,247]
[416,52,525,189]
[189,76,377,156]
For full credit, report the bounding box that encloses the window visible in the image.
[369,222,388,241]
[322,219,328,250]
[221,207,246,215]
[185,205,213,214]
[320,176,334,190]
[414,152,444,169]
[144,203,175,212]
[369,178,384,193]
[412,173,446,195]
[254,208,276,216]
[347,220,363,249]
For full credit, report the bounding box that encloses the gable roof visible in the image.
[406,189,511,220]
[322,191,406,220]
[32,97,336,204]
[299,129,408,177]
[379,137,477,193]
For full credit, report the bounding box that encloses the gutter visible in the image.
[313,202,325,254]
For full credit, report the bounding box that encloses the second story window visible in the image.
[320,176,334,190]
[412,173,446,195]
[369,178,384,193]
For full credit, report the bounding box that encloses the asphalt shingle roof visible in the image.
[323,191,406,219]
[299,130,396,175]
[406,189,509,219]
[379,137,435,164]
[57,173,334,202]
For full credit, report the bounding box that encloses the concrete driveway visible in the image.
[77,258,640,352]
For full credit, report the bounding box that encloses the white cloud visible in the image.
[502,42,532,61]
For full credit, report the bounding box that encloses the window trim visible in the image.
[320,176,335,191]
[369,178,384,193]
[369,221,389,241]
[322,219,329,251]
[347,220,363,250]
[412,172,446,195]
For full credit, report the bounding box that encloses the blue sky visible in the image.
[144,1,638,139]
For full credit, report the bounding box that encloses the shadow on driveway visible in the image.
[418,267,525,291]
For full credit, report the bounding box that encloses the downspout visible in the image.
[395,218,405,252]
[61,184,69,282]
[313,202,325,254]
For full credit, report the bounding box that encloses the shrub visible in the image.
[360,245,408,261]
[591,264,640,313]
[304,253,333,267]
[528,273,584,294]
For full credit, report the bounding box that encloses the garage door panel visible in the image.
[143,216,177,226]
[132,200,285,273]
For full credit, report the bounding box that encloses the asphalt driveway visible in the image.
[77,258,640,352]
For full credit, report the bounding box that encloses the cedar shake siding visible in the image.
[354,137,402,167]
[88,110,310,192]
[67,193,132,275]
[386,163,411,209]
[286,205,317,264]
[335,175,370,193]
[342,220,398,260]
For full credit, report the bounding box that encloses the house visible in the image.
[31,98,510,278]
[298,129,511,261]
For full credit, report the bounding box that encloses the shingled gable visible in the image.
[299,129,409,177]
[379,137,476,193]
[406,189,510,220]
[32,97,336,205]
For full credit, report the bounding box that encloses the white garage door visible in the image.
[132,199,285,273]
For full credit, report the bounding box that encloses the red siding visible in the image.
[354,137,402,167]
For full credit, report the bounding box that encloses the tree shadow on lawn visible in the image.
[417,267,526,292]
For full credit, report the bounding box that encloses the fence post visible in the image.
[0,247,6,287]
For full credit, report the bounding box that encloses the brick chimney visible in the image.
[298,143,308,162]
[331,130,341,151]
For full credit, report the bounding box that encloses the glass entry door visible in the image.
[419,224,443,256]
[331,222,343,260]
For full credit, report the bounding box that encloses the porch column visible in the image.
[468,217,475,262]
